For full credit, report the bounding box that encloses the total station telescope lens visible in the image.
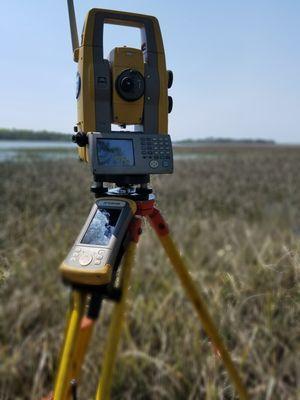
[116,69,145,101]
[120,77,134,92]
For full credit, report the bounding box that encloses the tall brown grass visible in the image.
[0,148,299,399]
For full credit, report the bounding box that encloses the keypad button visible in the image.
[149,160,159,168]
[79,254,93,266]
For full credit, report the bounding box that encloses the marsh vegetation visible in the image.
[0,147,299,399]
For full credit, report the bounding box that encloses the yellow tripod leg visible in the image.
[70,315,95,380]
[53,290,87,400]
[95,239,138,400]
[148,209,249,400]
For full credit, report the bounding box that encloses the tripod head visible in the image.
[67,1,174,188]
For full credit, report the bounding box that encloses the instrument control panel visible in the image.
[89,132,173,176]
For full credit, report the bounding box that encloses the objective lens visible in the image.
[120,77,134,93]
[116,69,145,101]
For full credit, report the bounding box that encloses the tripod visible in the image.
[50,190,249,400]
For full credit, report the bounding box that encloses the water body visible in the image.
[0,140,73,149]
[0,140,75,162]
[0,140,214,162]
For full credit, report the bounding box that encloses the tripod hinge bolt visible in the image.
[148,208,169,236]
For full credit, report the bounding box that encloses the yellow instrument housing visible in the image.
[73,8,170,162]
[109,47,144,125]
[60,261,112,286]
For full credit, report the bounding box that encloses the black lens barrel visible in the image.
[116,69,145,101]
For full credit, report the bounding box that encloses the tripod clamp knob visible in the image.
[72,132,88,147]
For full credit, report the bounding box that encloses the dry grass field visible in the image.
[0,147,299,399]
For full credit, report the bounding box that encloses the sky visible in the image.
[0,0,299,142]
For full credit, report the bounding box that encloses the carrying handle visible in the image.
[67,2,164,58]
[84,9,164,60]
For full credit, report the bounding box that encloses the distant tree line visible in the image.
[175,137,276,145]
[0,128,70,141]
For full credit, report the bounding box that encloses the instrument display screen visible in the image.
[97,139,134,167]
[81,208,121,246]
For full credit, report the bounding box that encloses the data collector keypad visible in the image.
[140,135,172,169]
